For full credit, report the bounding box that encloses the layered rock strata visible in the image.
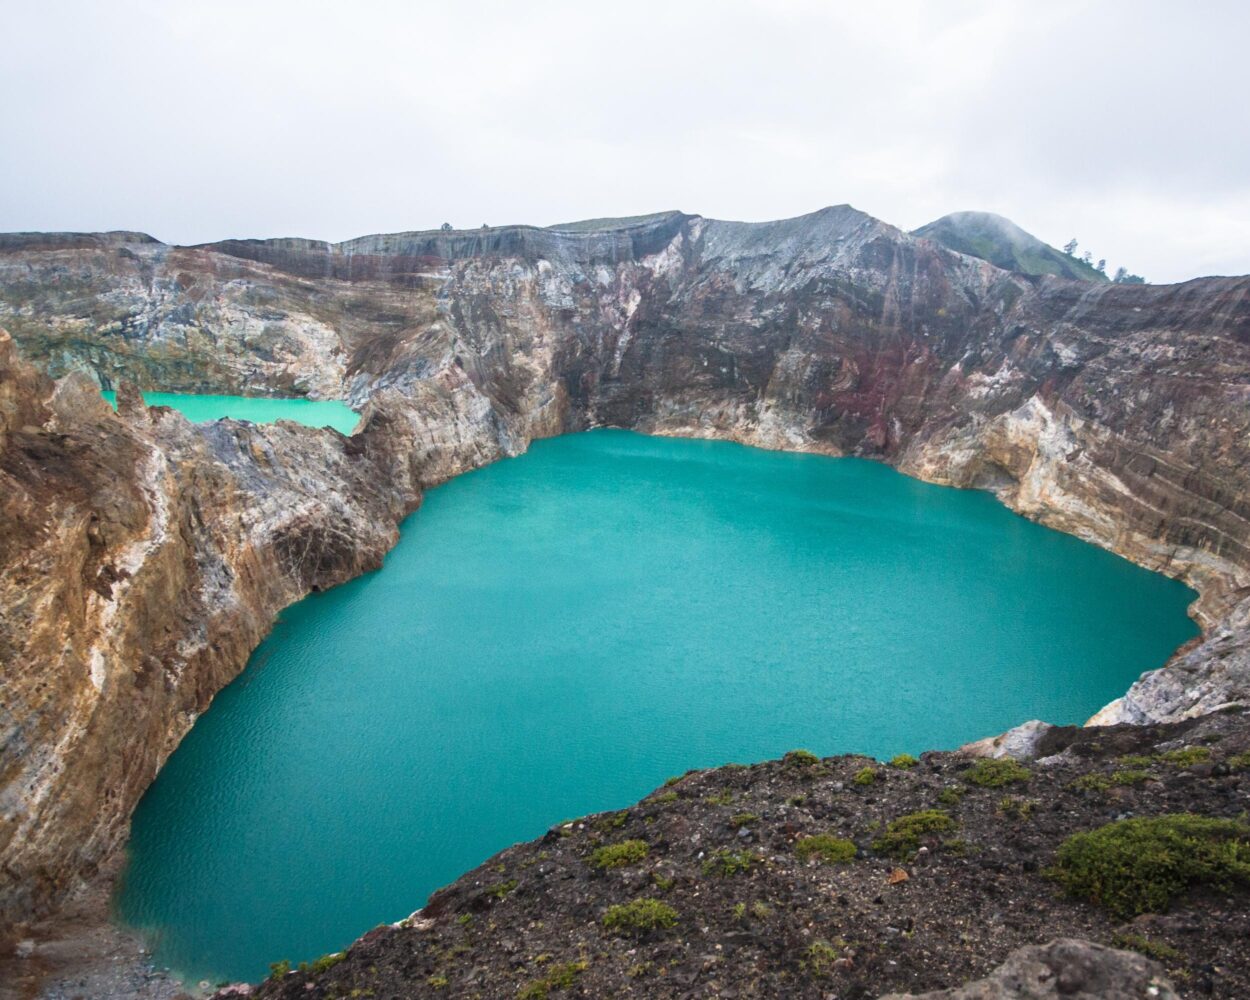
[0,332,427,928]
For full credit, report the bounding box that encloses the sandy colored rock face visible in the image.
[1,207,1249,933]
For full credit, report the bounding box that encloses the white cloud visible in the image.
[1,0,1246,282]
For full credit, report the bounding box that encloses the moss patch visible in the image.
[872,810,956,859]
[590,840,648,869]
[602,898,679,935]
[1051,814,1250,917]
[1158,747,1211,766]
[963,758,1030,787]
[795,834,856,864]
[517,960,588,999]
[1110,932,1182,964]
[702,849,757,877]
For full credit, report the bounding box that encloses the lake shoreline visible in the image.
[116,429,1197,983]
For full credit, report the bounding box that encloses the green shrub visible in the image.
[784,749,820,766]
[997,796,1034,820]
[654,790,678,803]
[593,811,628,832]
[730,812,759,827]
[1051,814,1250,917]
[802,939,843,977]
[1071,773,1111,792]
[853,766,878,786]
[1158,747,1211,766]
[963,758,1030,787]
[300,952,344,974]
[889,753,919,769]
[663,775,683,787]
[269,960,291,980]
[937,786,965,806]
[872,810,956,859]
[428,975,449,989]
[1111,769,1150,786]
[487,879,518,899]
[704,790,734,805]
[795,833,856,864]
[1117,754,1155,768]
[1228,751,1250,772]
[702,849,756,877]
[590,840,648,869]
[602,898,678,935]
[518,960,588,999]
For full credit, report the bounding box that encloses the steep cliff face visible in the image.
[0,331,429,928]
[1,206,1249,935]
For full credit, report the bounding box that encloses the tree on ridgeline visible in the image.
[1096,258,1106,273]
[1063,239,1079,255]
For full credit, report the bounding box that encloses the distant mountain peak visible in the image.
[913,211,1108,282]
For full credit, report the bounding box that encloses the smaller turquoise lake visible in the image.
[117,428,1199,984]
[99,390,359,434]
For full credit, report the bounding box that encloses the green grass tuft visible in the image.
[702,849,757,877]
[517,960,588,999]
[1228,751,1250,772]
[590,840,648,869]
[602,898,679,935]
[1110,932,1182,964]
[795,834,857,864]
[872,810,956,859]
[963,758,1030,787]
[1158,747,1211,766]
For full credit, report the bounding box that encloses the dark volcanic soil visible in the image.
[234,709,1250,1000]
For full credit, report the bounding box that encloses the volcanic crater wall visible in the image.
[1,205,1249,929]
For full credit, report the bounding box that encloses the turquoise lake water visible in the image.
[100,390,359,434]
[116,429,1198,983]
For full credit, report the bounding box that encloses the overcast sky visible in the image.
[2,1,1247,283]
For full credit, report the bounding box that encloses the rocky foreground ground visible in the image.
[193,709,1250,1000]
